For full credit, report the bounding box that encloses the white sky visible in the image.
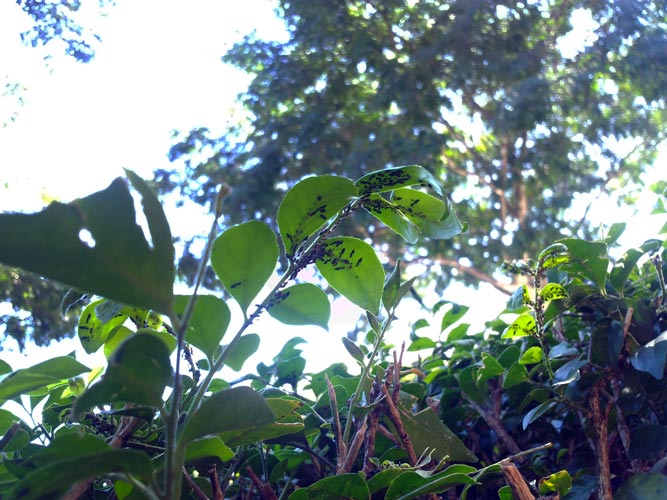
[0,3,664,373]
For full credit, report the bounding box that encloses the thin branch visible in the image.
[435,257,512,295]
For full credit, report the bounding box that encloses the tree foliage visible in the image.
[158,0,667,293]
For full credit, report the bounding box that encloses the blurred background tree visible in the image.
[3,0,667,347]
[156,0,667,293]
[1,0,112,348]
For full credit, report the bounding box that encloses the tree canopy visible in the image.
[159,0,667,293]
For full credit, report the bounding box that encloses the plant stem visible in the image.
[165,187,227,500]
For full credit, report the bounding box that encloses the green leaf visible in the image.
[211,220,279,313]
[399,407,477,462]
[502,314,537,339]
[391,188,463,240]
[539,283,567,301]
[0,357,90,404]
[73,334,172,418]
[342,337,366,364]
[630,425,667,460]
[363,194,421,244]
[277,175,358,257]
[631,331,667,379]
[185,436,235,464]
[174,295,231,360]
[609,239,662,289]
[303,473,370,500]
[382,259,402,312]
[221,397,305,446]
[458,366,486,404]
[78,299,127,354]
[503,362,529,389]
[519,346,543,365]
[385,465,477,500]
[440,302,469,331]
[180,386,275,444]
[355,165,444,197]
[558,238,608,291]
[522,400,556,430]
[477,353,505,382]
[0,174,174,314]
[538,470,572,497]
[224,334,260,372]
[6,449,154,500]
[507,285,531,311]
[268,283,330,329]
[315,237,384,314]
[615,473,667,500]
[591,320,624,368]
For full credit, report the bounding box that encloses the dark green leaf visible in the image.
[174,294,231,360]
[342,337,366,364]
[440,302,469,331]
[399,407,477,462]
[0,357,90,404]
[211,220,279,313]
[522,400,556,430]
[224,334,260,372]
[615,473,667,500]
[315,237,384,314]
[304,473,370,500]
[180,386,274,444]
[0,174,174,314]
[277,175,358,257]
[73,334,172,418]
[382,259,402,312]
[477,353,505,382]
[630,425,667,460]
[631,331,667,379]
[6,449,153,500]
[503,362,529,389]
[591,320,624,368]
[185,436,234,464]
[268,283,330,329]
[385,465,477,500]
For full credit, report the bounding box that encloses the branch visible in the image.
[435,257,512,295]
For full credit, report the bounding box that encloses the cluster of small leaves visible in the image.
[408,222,667,499]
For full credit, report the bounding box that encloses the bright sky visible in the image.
[0,3,664,374]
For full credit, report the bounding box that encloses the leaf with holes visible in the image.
[268,283,330,329]
[0,173,174,313]
[315,237,384,314]
[211,221,279,313]
[277,176,358,257]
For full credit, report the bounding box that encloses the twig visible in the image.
[183,467,211,500]
[500,462,536,500]
[380,384,417,465]
[326,374,348,473]
[245,466,278,500]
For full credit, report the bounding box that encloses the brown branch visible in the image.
[590,384,613,500]
[381,384,418,465]
[500,462,537,500]
[463,396,522,457]
[245,466,278,500]
[326,374,348,474]
[340,417,368,474]
[183,467,211,500]
[208,465,224,500]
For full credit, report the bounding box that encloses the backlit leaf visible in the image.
[355,165,444,197]
[315,237,384,314]
[174,294,231,360]
[363,194,420,244]
[211,221,279,313]
[277,176,358,257]
[502,314,537,339]
[268,283,330,329]
[539,283,567,301]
